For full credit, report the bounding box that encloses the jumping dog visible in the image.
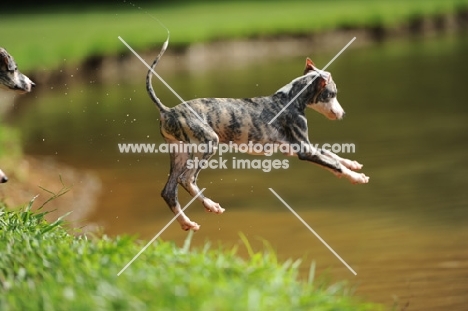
[146,40,369,231]
[0,47,35,183]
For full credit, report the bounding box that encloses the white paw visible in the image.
[341,159,363,171]
[203,198,225,214]
[180,219,200,231]
[347,171,370,184]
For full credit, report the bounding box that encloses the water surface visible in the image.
[10,33,468,309]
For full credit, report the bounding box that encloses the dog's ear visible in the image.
[317,72,332,91]
[317,76,327,90]
[304,58,316,75]
[0,49,8,69]
[0,48,15,71]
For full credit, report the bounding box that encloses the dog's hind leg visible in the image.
[161,141,201,231]
[187,149,225,215]
[178,131,225,215]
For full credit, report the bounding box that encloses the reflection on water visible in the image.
[10,34,468,309]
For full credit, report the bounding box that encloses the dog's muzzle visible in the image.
[0,169,8,183]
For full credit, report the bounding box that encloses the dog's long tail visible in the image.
[146,35,170,113]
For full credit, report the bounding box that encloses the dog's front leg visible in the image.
[319,149,363,171]
[296,144,369,184]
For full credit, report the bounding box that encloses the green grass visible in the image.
[0,195,384,310]
[0,0,467,71]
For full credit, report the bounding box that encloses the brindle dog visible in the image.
[146,40,369,231]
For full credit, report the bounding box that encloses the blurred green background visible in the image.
[1,0,466,70]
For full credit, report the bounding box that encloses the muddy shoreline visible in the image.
[0,156,101,231]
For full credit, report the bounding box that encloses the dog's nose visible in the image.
[1,176,7,183]
[31,81,36,87]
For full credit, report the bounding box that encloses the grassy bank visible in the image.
[0,200,383,310]
[0,0,467,71]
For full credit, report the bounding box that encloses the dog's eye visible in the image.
[321,89,335,99]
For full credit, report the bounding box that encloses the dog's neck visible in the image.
[274,72,322,112]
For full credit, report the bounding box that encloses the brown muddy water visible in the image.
[7,33,468,310]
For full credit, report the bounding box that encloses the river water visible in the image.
[9,33,468,309]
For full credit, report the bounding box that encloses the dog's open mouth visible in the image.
[329,111,344,120]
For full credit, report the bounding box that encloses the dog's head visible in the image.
[303,58,344,120]
[0,48,35,94]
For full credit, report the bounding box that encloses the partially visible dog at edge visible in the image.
[0,47,36,183]
[146,39,369,231]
